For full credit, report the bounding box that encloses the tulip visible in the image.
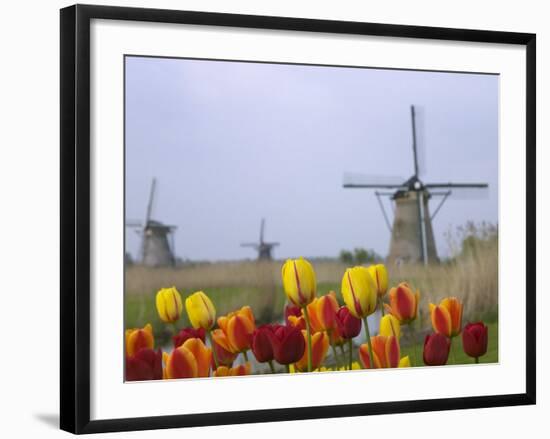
[385,282,419,324]
[334,306,362,339]
[423,333,451,366]
[218,306,256,354]
[295,331,329,372]
[125,323,154,357]
[270,324,306,365]
[306,292,339,332]
[281,257,317,307]
[284,304,302,325]
[164,338,212,379]
[185,290,216,330]
[126,348,162,381]
[173,327,206,348]
[379,314,401,338]
[213,362,251,377]
[399,355,411,368]
[286,313,306,331]
[341,266,378,319]
[252,324,275,363]
[429,297,463,338]
[210,329,238,367]
[367,264,388,298]
[462,322,488,362]
[359,335,400,369]
[156,286,183,323]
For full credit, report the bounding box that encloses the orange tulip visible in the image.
[125,323,154,357]
[217,306,256,353]
[306,292,339,332]
[295,331,329,371]
[211,329,238,365]
[164,338,212,379]
[359,335,400,369]
[429,297,463,337]
[385,282,420,324]
[213,362,252,377]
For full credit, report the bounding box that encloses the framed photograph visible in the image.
[60,4,536,434]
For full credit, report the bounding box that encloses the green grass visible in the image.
[400,321,498,366]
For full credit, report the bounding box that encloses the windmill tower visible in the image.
[126,178,177,267]
[343,105,488,266]
[241,219,279,260]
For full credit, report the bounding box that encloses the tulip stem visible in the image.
[409,321,418,367]
[268,360,276,374]
[450,337,457,365]
[378,297,385,316]
[348,338,353,370]
[242,350,249,362]
[206,330,219,369]
[331,344,340,369]
[363,317,375,370]
[302,306,313,372]
[285,364,290,374]
[475,357,479,364]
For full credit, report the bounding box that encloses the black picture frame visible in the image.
[60,4,536,434]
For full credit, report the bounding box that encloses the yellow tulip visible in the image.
[281,257,316,307]
[399,355,411,368]
[155,287,183,323]
[379,314,401,338]
[341,266,377,319]
[367,264,388,297]
[185,291,216,330]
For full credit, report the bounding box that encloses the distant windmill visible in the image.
[241,219,279,260]
[126,178,177,267]
[343,105,488,266]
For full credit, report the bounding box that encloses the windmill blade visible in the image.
[440,186,490,200]
[145,178,157,224]
[425,182,488,189]
[343,173,407,189]
[125,220,143,228]
[411,105,427,177]
[241,243,260,248]
[265,242,280,247]
[260,218,265,244]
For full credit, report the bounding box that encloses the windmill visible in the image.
[343,105,488,266]
[241,219,279,260]
[126,178,177,267]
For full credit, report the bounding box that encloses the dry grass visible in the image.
[126,224,498,336]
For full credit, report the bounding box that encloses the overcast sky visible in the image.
[125,56,498,262]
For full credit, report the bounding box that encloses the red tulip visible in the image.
[335,306,362,339]
[173,327,206,348]
[126,348,162,381]
[423,333,451,366]
[270,324,306,365]
[252,324,275,363]
[462,322,488,360]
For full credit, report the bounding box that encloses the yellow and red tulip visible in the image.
[281,257,317,307]
[185,290,216,330]
[217,306,256,353]
[155,286,183,323]
[213,363,251,377]
[398,355,411,368]
[125,323,154,357]
[341,266,378,319]
[367,264,388,297]
[429,297,463,337]
[164,338,212,379]
[385,282,420,324]
[295,331,329,371]
[379,314,401,338]
[306,292,339,332]
[359,335,400,369]
[210,329,238,367]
